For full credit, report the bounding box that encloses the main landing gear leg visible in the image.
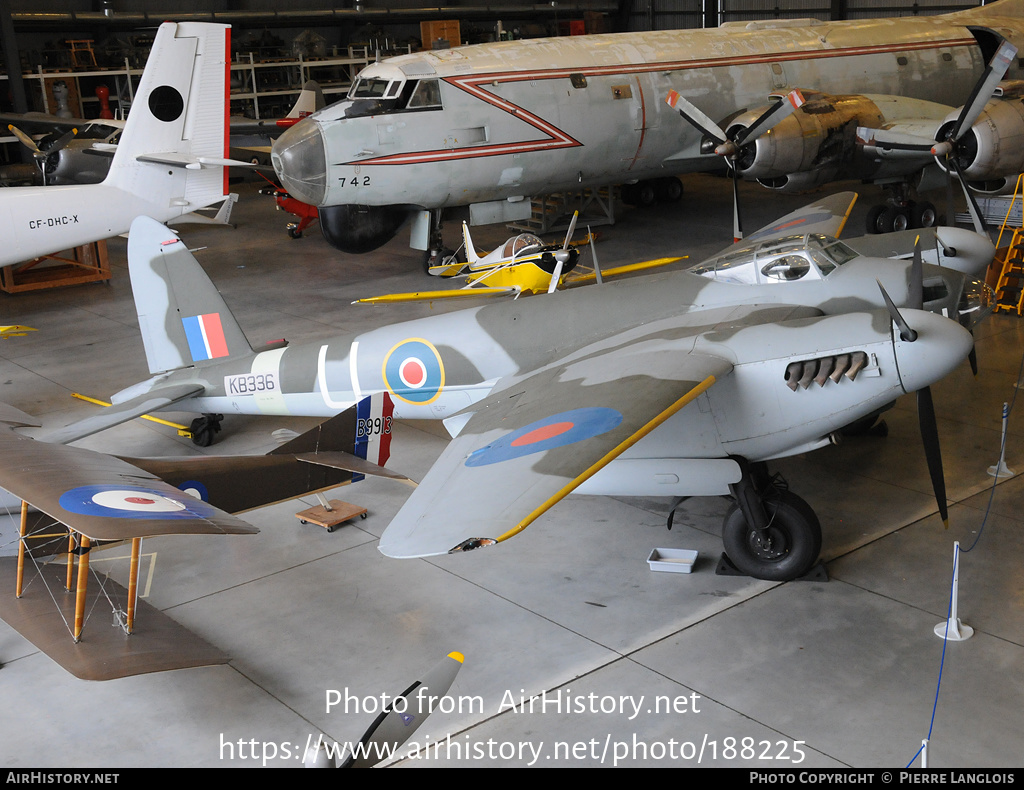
[189,413,223,447]
[865,182,938,235]
[422,209,461,273]
[721,458,823,581]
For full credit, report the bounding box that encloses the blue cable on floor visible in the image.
[905,317,1024,767]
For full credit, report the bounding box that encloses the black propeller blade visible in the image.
[877,277,950,527]
[305,651,465,768]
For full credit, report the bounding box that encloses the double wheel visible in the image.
[866,201,938,234]
[620,177,683,207]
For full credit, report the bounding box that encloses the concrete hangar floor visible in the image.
[0,174,1021,769]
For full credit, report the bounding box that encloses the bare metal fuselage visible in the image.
[276,10,1024,212]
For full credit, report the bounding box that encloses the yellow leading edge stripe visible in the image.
[495,373,719,544]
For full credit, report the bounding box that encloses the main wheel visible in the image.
[635,181,657,207]
[866,205,887,234]
[655,177,683,203]
[722,491,822,581]
[911,201,937,229]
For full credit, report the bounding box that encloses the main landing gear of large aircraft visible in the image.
[620,177,684,207]
[722,459,822,581]
[865,183,940,234]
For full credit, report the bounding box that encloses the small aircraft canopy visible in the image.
[691,233,860,284]
[501,233,544,260]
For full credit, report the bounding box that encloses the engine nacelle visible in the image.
[756,170,837,193]
[728,93,885,180]
[319,204,411,254]
[936,92,1024,181]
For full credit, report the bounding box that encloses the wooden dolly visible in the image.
[296,492,367,533]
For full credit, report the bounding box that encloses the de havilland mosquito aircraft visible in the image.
[271,0,1024,262]
[47,193,980,581]
[0,21,242,268]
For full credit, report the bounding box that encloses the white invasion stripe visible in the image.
[349,340,363,402]
[318,343,355,410]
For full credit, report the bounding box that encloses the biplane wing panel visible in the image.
[0,428,257,540]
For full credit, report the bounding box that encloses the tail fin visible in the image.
[271,392,411,484]
[462,221,479,264]
[104,22,231,216]
[128,215,252,374]
[287,81,326,118]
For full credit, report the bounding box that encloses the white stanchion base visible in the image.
[935,618,974,641]
[988,460,1015,478]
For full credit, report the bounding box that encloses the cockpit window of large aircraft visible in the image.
[350,78,401,100]
[406,79,443,109]
[345,76,443,116]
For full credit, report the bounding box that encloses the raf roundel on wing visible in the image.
[465,407,624,467]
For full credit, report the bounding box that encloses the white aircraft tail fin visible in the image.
[104,22,231,215]
[128,215,253,375]
[287,80,326,118]
[462,221,479,264]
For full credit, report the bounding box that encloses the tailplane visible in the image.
[104,22,231,217]
[128,215,252,374]
[287,81,326,118]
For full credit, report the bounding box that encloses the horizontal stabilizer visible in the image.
[44,383,205,445]
[0,402,41,428]
[295,451,416,485]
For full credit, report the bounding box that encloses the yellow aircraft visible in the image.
[0,325,36,338]
[356,213,686,304]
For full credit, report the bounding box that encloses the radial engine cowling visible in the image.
[936,91,1024,181]
[727,93,885,180]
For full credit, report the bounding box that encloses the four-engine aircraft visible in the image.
[271,0,1024,261]
[47,194,980,581]
[0,22,242,268]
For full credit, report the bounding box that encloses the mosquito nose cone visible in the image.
[271,117,327,206]
[894,309,974,393]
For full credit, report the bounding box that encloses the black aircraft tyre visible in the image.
[722,490,822,581]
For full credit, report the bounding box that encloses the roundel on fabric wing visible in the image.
[58,484,220,520]
[465,407,624,467]
[382,338,445,405]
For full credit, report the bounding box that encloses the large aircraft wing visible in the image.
[43,382,205,445]
[702,191,858,262]
[378,343,733,558]
[0,420,256,541]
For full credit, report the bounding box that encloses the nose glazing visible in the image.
[271,117,327,206]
